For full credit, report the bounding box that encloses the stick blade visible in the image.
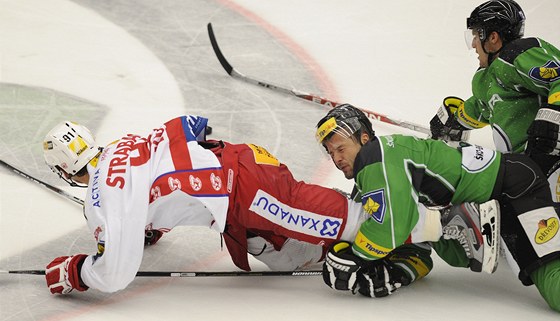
[207,22,234,75]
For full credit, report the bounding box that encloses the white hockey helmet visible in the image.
[43,121,100,181]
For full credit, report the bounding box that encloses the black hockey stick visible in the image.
[207,22,431,135]
[0,269,321,277]
[0,159,84,206]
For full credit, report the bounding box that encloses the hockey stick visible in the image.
[207,23,431,135]
[0,159,84,206]
[0,269,321,277]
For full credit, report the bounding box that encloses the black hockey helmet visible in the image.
[315,104,375,144]
[467,0,525,43]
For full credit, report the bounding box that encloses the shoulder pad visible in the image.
[500,38,540,64]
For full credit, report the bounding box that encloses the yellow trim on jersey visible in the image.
[89,152,101,168]
[354,230,392,259]
[248,144,280,166]
[456,103,488,129]
[549,92,560,105]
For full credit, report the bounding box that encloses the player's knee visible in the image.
[531,258,560,312]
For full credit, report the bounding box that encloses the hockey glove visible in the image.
[357,258,411,298]
[322,241,362,293]
[45,254,88,294]
[144,229,163,246]
[430,96,470,142]
[526,104,560,156]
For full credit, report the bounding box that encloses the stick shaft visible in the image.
[1,269,321,277]
[207,22,430,135]
[0,159,84,206]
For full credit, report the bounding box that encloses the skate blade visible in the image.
[480,200,500,274]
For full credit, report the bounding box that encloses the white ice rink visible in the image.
[1,0,559,320]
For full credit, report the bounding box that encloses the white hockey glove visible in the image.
[526,104,560,156]
[430,96,470,142]
[45,254,88,294]
[322,241,362,293]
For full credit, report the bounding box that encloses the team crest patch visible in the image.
[529,60,560,83]
[362,189,386,223]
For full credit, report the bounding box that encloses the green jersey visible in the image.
[456,37,560,153]
[351,135,501,261]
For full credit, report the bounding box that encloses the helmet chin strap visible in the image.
[481,35,503,66]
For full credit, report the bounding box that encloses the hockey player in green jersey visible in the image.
[317,104,560,312]
[429,0,560,200]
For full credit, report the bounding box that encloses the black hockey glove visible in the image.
[357,257,411,298]
[322,241,362,293]
[526,104,560,156]
[430,96,470,142]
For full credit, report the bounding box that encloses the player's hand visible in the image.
[45,254,88,294]
[526,104,560,156]
[144,229,163,246]
[322,241,362,293]
[357,259,411,298]
[430,96,469,142]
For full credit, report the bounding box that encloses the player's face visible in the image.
[471,30,490,68]
[323,133,362,179]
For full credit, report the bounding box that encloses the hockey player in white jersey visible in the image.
[42,115,373,294]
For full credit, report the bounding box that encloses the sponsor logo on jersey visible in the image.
[149,169,227,203]
[529,60,560,83]
[249,189,342,239]
[248,144,280,166]
[227,169,234,193]
[92,226,105,263]
[189,175,202,191]
[361,189,386,223]
[151,186,161,201]
[535,217,559,244]
[210,172,222,191]
[384,136,394,148]
[354,230,391,258]
[91,169,101,207]
[461,144,496,173]
[168,176,181,191]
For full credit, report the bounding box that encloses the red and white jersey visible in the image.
[80,116,229,292]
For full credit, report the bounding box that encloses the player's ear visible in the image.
[360,132,370,145]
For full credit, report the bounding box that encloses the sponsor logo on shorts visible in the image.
[249,189,342,239]
[535,217,559,244]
